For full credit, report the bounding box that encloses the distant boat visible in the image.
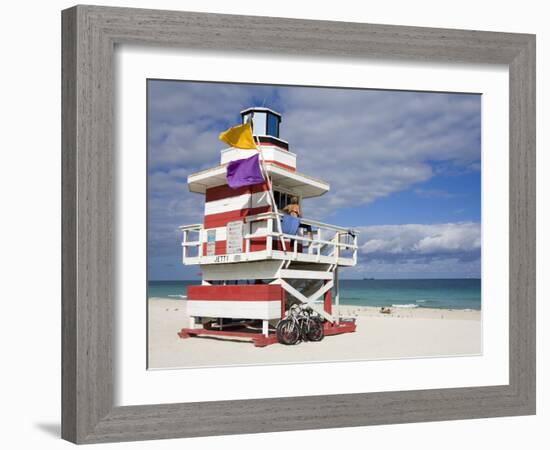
[363,277,375,280]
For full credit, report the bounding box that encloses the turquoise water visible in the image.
[148,279,481,310]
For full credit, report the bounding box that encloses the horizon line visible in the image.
[149,277,482,282]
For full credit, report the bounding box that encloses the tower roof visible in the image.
[240,107,282,118]
[187,163,329,198]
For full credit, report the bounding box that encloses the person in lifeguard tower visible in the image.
[283,196,313,241]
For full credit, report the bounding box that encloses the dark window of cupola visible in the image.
[267,113,279,137]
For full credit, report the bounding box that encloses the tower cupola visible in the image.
[241,107,282,139]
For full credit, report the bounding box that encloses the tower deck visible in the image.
[180,211,357,267]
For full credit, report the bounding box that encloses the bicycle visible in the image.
[276,304,324,345]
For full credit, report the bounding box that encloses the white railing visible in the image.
[244,212,357,263]
[179,213,358,265]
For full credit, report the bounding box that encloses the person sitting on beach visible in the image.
[283,196,313,241]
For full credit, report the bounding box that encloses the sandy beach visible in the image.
[148,297,481,369]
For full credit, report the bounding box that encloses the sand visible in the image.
[148,298,481,369]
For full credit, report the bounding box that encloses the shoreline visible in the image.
[147,296,481,320]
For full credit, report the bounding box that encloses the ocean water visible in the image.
[148,278,481,310]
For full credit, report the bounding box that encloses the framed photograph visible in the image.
[62,5,536,444]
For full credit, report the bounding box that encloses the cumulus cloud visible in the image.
[346,256,481,279]
[147,81,280,170]
[358,222,481,262]
[283,88,480,218]
[334,222,482,278]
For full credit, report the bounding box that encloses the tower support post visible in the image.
[334,267,340,324]
[324,280,332,315]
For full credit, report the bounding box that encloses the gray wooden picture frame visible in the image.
[61,4,536,444]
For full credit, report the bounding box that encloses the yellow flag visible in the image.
[218,122,257,150]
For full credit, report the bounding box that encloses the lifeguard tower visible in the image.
[177,107,358,346]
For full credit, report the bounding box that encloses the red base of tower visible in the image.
[178,327,279,347]
[177,319,356,347]
[323,319,357,335]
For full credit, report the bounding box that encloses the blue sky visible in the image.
[147,80,481,280]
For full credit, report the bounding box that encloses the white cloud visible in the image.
[345,256,480,279]
[281,88,480,217]
[358,222,481,260]
[340,222,482,278]
[147,81,278,171]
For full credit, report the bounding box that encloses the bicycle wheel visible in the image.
[306,317,324,342]
[276,318,300,345]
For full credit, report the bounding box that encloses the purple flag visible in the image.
[226,153,265,190]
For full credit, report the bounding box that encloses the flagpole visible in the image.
[252,134,287,253]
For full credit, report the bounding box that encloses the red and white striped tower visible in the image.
[178,107,358,346]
